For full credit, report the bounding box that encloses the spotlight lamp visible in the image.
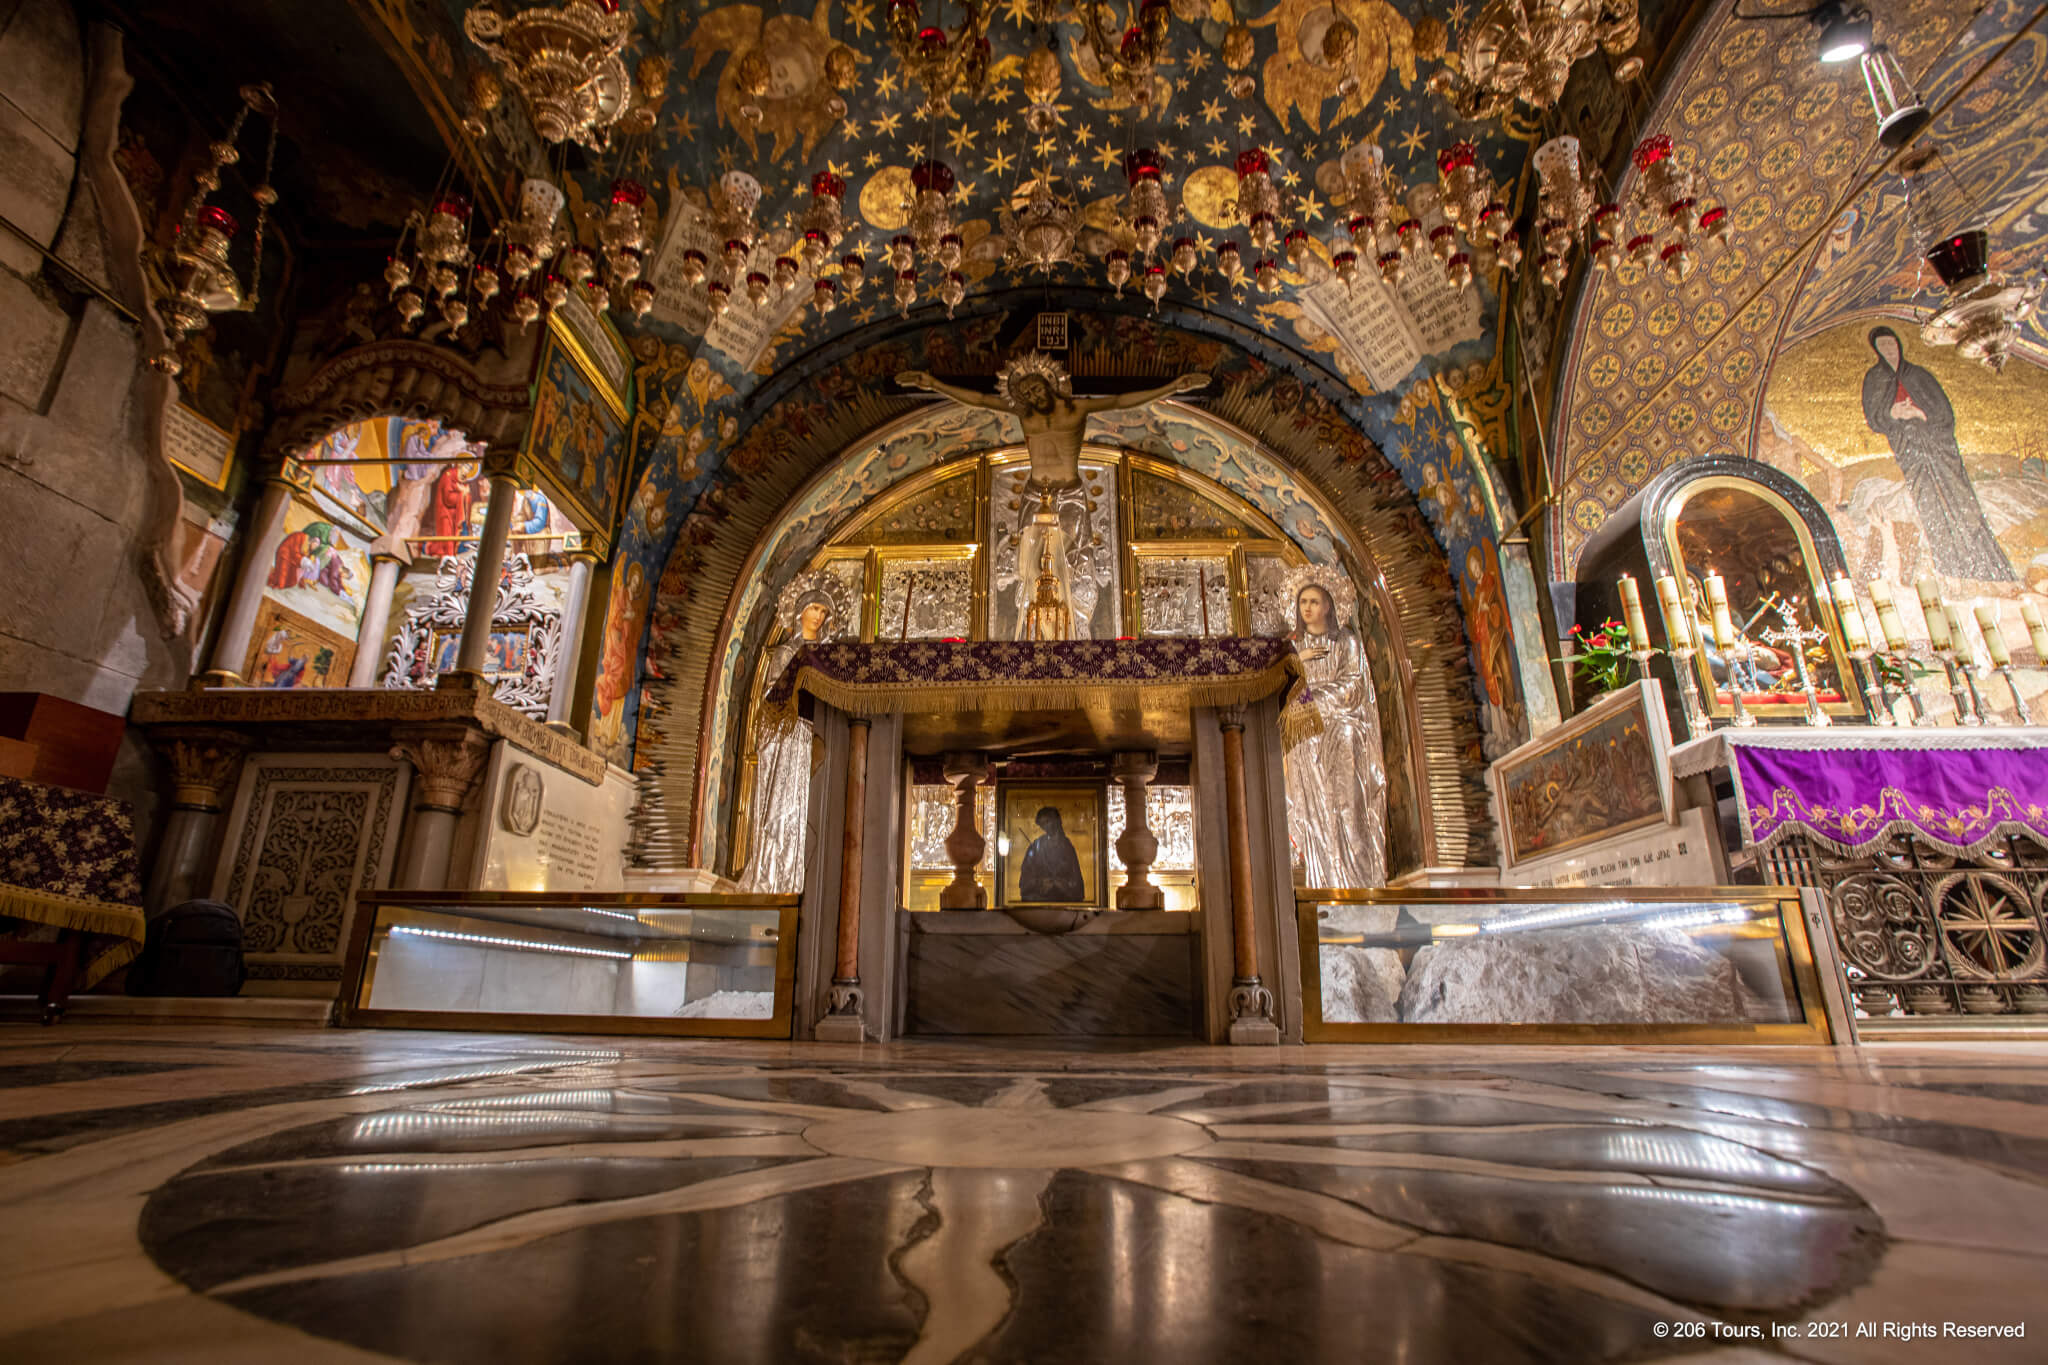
[1815,1,1872,63]
[1731,1,1871,67]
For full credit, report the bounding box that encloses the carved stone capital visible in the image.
[1215,703,1248,732]
[390,723,494,813]
[154,727,253,812]
[260,338,537,466]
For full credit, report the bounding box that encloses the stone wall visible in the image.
[0,0,199,836]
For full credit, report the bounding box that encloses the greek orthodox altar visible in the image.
[772,637,1306,1045]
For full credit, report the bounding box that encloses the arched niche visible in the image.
[670,403,1443,888]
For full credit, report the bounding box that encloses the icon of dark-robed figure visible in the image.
[1017,806,1087,902]
[1861,325,2015,581]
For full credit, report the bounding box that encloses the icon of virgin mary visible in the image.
[1861,325,2014,581]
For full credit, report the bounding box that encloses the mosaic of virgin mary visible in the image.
[1862,325,2015,581]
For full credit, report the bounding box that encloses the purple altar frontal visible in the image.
[1669,728,2048,858]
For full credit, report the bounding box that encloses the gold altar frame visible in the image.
[995,780,1109,909]
[1661,475,1860,723]
[1296,887,1834,1045]
[338,891,801,1038]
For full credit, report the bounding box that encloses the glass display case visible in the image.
[339,892,799,1037]
[1300,888,1833,1042]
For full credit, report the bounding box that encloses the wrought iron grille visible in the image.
[1760,834,2048,1020]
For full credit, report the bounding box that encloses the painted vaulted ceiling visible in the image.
[1548,0,2048,576]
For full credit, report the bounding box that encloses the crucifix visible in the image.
[1756,595,1831,727]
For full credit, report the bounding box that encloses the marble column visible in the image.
[545,551,598,730]
[347,553,406,687]
[145,727,252,916]
[939,751,989,910]
[201,472,293,686]
[388,723,493,889]
[450,470,520,681]
[1218,706,1279,1044]
[816,716,871,1041]
[1112,750,1163,910]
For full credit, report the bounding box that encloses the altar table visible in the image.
[0,775,147,1020]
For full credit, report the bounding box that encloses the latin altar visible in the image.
[769,636,1306,1044]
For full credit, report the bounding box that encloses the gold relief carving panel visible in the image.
[1132,468,1253,540]
[877,557,974,640]
[1136,555,1232,638]
[846,470,979,545]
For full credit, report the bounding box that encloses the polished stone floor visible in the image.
[0,1027,2044,1363]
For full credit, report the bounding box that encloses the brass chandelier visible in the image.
[463,0,637,150]
[1899,144,2042,374]
[887,0,995,112]
[149,84,280,376]
[1427,0,1642,118]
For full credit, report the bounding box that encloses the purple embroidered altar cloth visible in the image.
[0,775,147,986]
[1676,731,2048,857]
[767,637,1303,717]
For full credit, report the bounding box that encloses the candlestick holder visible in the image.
[1996,664,2033,724]
[1848,647,1896,726]
[1668,645,1712,738]
[1889,650,1931,726]
[1937,649,1982,726]
[1724,642,1758,728]
[1959,655,1994,724]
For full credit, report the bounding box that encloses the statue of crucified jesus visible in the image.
[898,352,1207,489]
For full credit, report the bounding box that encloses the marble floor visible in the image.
[0,1028,2044,1363]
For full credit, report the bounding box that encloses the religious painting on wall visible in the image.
[260,500,370,638]
[243,604,354,691]
[1490,680,1674,867]
[1278,562,1390,890]
[1458,538,1525,742]
[1759,320,2048,718]
[588,559,650,766]
[996,783,1106,908]
[525,321,631,551]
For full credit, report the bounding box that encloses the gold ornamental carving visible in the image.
[156,727,254,812]
[389,724,495,812]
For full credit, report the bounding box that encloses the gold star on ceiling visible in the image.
[948,124,979,154]
[1206,136,1228,157]
[1236,113,1258,137]
[1296,189,1324,221]
[1073,124,1093,146]
[1035,137,1059,160]
[1200,99,1224,123]
[1093,141,1123,171]
[986,146,1016,177]
[864,149,882,167]
[994,116,1012,136]
[844,0,875,35]
[1185,46,1210,73]
[1175,112,1190,129]
[875,69,900,98]
[1076,173,1095,191]
[1001,0,1033,22]
[669,112,697,142]
[1383,96,1403,115]
[1397,125,1429,156]
[717,144,738,170]
[874,111,902,137]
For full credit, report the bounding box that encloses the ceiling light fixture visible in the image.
[1815,1,1872,63]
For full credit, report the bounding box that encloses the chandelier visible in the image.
[1900,144,2042,373]
[674,170,860,321]
[1003,177,1081,274]
[1326,139,1520,293]
[1072,0,1175,115]
[149,84,280,376]
[463,0,636,150]
[1525,132,1729,288]
[887,0,994,112]
[1426,0,1641,118]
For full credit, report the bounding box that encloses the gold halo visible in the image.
[1277,562,1359,635]
[997,352,1072,403]
[859,165,913,231]
[1181,165,1240,230]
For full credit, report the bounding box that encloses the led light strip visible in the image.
[387,924,633,960]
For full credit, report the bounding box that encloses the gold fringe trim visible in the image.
[789,656,1305,720]
[0,886,146,989]
[1280,689,1325,752]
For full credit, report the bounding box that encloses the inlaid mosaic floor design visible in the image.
[1,1026,2044,1362]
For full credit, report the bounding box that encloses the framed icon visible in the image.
[995,781,1107,908]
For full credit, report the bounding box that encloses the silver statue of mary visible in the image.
[738,572,853,893]
[1279,565,1388,889]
